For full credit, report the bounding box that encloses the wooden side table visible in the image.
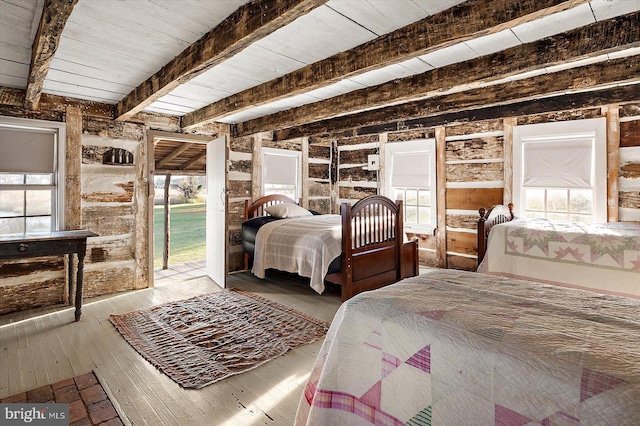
[0,230,98,321]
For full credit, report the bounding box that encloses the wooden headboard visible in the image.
[244,194,299,220]
[477,203,515,267]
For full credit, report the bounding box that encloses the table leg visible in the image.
[75,242,87,321]
[68,253,75,306]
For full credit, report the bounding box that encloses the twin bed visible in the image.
[242,194,419,301]
[295,204,640,425]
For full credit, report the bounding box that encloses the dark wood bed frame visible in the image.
[244,194,419,301]
[477,203,515,267]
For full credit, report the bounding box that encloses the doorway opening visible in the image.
[146,131,227,288]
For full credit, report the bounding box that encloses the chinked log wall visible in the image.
[228,102,640,273]
[0,88,187,314]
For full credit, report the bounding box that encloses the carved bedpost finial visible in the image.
[479,207,486,220]
[507,203,514,219]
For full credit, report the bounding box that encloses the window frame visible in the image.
[513,118,607,223]
[0,116,66,234]
[261,147,302,200]
[383,139,437,234]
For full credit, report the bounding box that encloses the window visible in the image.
[262,148,301,200]
[513,118,606,223]
[384,139,437,234]
[0,117,65,235]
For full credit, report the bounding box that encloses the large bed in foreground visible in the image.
[297,269,640,425]
[297,208,640,425]
[243,194,419,301]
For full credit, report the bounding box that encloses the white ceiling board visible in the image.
[140,100,194,115]
[590,0,640,21]
[256,5,377,65]
[511,3,595,44]
[348,63,417,87]
[214,43,307,83]
[151,94,209,111]
[42,0,250,103]
[45,68,134,96]
[161,82,234,104]
[303,79,368,101]
[608,47,640,60]
[410,0,467,15]
[465,29,522,56]
[0,0,41,88]
[40,83,124,104]
[326,0,431,36]
[396,57,434,75]
[419,43,478,68]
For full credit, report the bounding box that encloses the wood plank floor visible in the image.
[0,262,343,425]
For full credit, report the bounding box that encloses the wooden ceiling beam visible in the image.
[116,0,328,121]
[182,0,590,128]
[238,12,640,136]
[272,56,640,140]
[156,143,194,169]
[24,0,79,110]
[180,152,207,170]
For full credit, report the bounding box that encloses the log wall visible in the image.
[0,98,180,314]
[227,101,640,274]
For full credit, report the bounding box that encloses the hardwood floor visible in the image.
[0,262,343,425]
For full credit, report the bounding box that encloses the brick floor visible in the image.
[1,372,123,426]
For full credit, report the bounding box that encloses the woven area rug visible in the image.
[110,289,328,389]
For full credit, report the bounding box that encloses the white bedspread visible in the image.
[478,219,640,298]
[251,214,342,294]
[297,270,640,425]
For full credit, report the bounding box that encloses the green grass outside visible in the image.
[154,203,206,269]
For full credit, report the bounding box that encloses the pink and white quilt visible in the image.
[296,270,640,425]
[477,219,640,298]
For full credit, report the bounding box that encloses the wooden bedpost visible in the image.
[477,207,487,268]
[340,202,353,301]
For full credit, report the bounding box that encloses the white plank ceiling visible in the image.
[0,0,638,125]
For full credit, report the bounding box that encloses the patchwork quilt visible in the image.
[296,270,640,425]
[477,219,640,298]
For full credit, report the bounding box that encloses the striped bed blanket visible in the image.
[296,269,640,425]
[251,214,342,294]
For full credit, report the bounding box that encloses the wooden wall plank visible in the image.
[621,120,640,147]
[446,188,503,211]
[605,105,620,221]
[447,254,477,271]
[503,117,517,205]
[619,191,640,209]
[435,127,446,268]
[446,162,504,183]
[447,231,476,256]
[65,106,82,230]
[446,136,503,161]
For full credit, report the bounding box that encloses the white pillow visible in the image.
[265,203,312,219]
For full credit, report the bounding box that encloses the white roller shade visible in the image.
[391,151,430,188]
[522,138,593,188]
[0,127,56,173]
[264,152,297,185]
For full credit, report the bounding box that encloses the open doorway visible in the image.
[146,131,227,288]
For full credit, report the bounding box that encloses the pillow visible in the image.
[265,203,312,219]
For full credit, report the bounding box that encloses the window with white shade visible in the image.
[384,139,437,234]
[262,148,301,200]
[513,118,606,223]
[0,117,66,235]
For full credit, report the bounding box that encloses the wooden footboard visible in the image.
[326,195,418,301]
[477,203,515,267]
